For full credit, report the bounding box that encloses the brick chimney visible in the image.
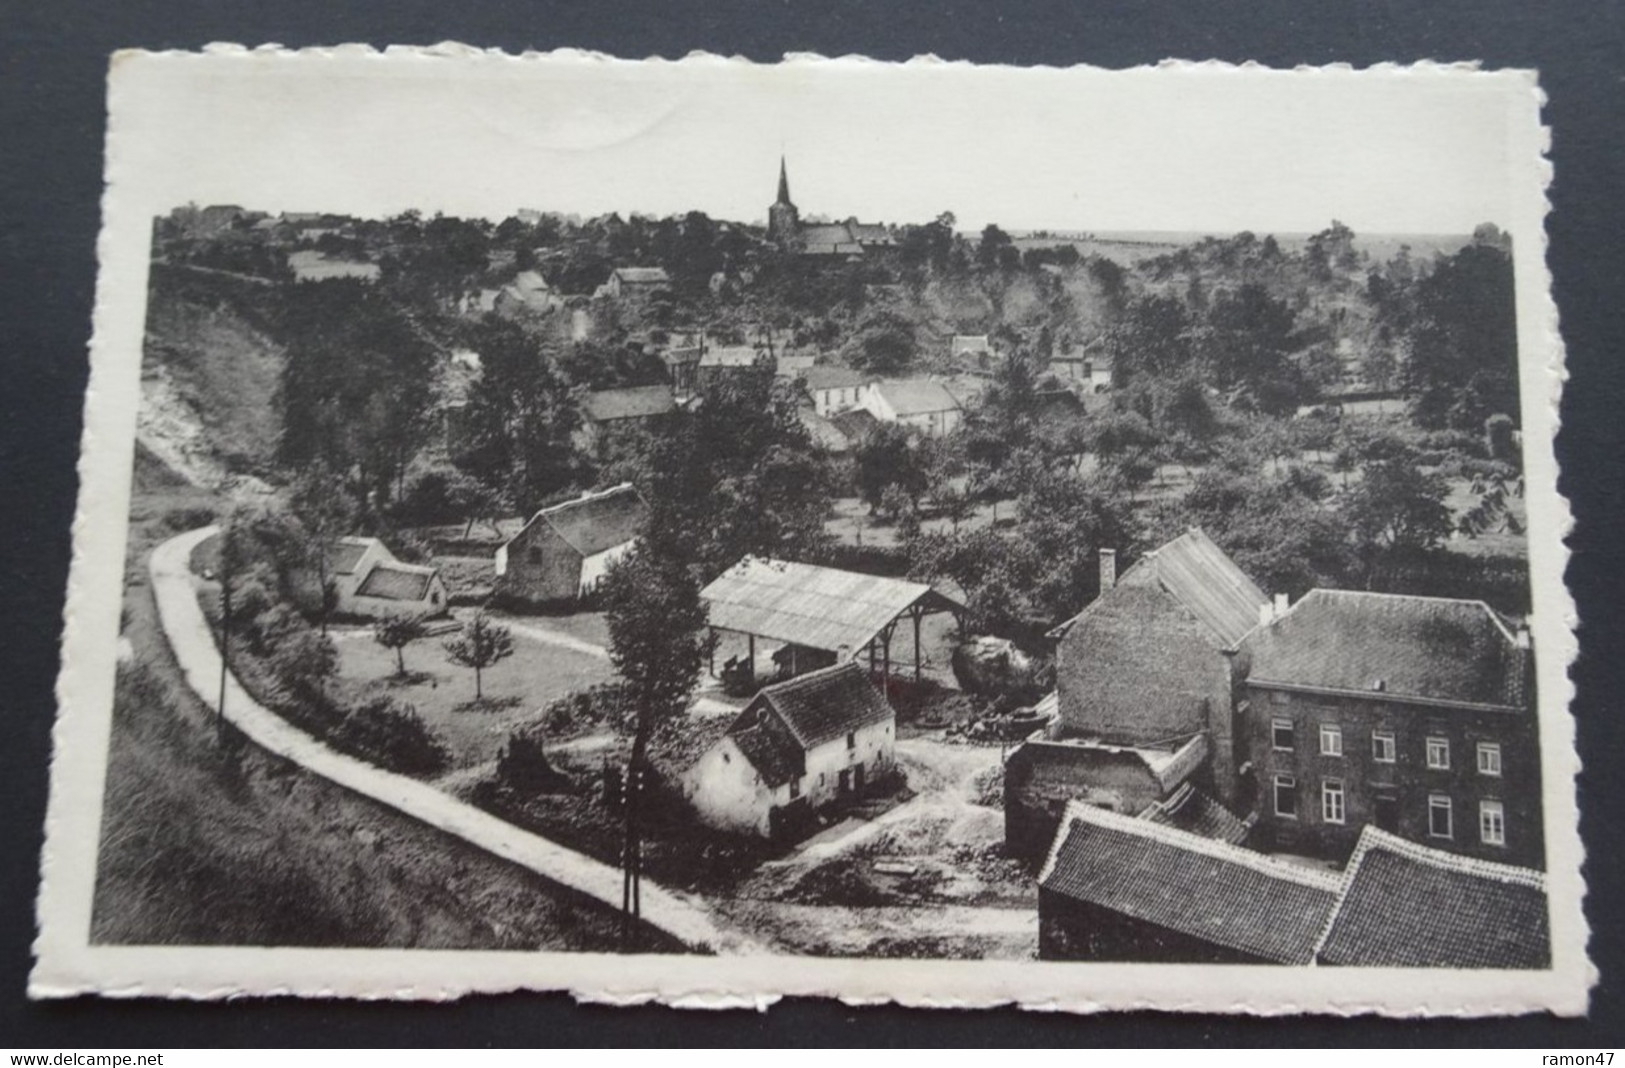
[1098,548,1117,593]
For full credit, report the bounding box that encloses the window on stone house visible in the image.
[1320,724,1343,757]
[1272,718,1295,751]
[1372,729,1396,763]
[1480,800,1506,845]
[1426,736,1450,770]
[1428,794,1454,838]
[846,731,856,750]
[1321,779,1345,824]
[789,776,801,800]
[1273,774,1297,818]
[1477,742,1503,776]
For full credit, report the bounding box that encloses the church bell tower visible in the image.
[768,156,800,245]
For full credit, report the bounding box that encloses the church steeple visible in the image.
[768,155,800,245]
[776,155,793,206]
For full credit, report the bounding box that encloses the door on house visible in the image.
[852,763,866,792]
[1373,792,1399,833]
[837,769,852,795]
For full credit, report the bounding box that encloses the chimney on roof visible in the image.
[1273,593,1289,617]
[1259,603,1274,628]
[1098,548,1117,593]
[1514,626,1531,651]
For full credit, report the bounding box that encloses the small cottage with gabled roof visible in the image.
[1038,801,1342,964]
[674,662,896,839]
[494,483,648,606]
[322,536,448,620]
[1313,825,1549,968]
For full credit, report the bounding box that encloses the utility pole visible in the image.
[216,569,231,747]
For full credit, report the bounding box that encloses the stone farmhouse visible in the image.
[1046,530,1269,810]
[1010,528,1544,876]
[667,662,896,839]
[493,483,647,607]
[1241,589,1541,868]
[322,536,448,620]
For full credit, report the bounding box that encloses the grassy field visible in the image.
[331,618,617,771]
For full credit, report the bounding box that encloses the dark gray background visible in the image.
[3,0,1620,1046]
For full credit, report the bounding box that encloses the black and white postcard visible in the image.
[33,49,1589,1014]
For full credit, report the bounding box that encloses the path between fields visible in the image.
[150,526,756,955]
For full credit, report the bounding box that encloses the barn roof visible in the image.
[1246,589,1528,711]
[701,556,963,656]
[871,378,961,417]
[747,661,893,751]
[355,562,438,602]
[1315,826,1549,968]
[512,483,647,559]
[1050,529,1268,649]
[1039,802,1341,965]
[580,384,676,423]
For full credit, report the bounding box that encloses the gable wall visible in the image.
[496,519,583,606]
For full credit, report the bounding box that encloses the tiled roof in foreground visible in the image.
[1040,802,1340,964]
[1315,826,1549,969]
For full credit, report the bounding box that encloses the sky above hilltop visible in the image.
[118,52,1532,236]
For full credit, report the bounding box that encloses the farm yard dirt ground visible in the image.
[712,737,1038,959]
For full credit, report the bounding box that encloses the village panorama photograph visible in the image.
[73,59,1558,980]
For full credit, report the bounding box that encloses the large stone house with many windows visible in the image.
[1240,589,1541,869]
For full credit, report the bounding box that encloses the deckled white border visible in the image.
[32,47,1589,1016]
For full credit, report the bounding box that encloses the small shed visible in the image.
[323,536,448,619]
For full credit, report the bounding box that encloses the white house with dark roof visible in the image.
[494,483,648,605]
[671,662,896,839]
[323,536,448,619]
[799,365,872,417]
